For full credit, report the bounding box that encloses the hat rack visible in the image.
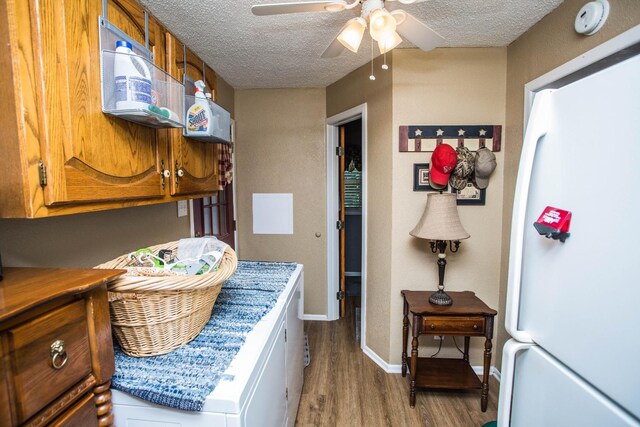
[398,125,502,153]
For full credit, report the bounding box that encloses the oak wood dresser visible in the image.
[0,268,123,426]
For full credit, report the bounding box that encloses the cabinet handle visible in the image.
[430,324,436,330]
[174,161,184,186]
[473,324,479,330]
[160,160,170,190]
[50,340,68,370]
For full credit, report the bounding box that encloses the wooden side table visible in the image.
[401,290,497,411]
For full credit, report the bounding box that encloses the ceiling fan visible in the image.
[251,0,445,58]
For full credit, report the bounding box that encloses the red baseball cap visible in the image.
[429,144,457,186]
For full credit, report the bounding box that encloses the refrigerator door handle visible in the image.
[498,340,535,427]
[505,90,553,343]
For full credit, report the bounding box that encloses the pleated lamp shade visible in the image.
[410,193,470,241]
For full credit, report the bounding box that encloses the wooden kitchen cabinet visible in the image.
[0,0,220,218]
[165,33,220,197]
[0,267,124,426]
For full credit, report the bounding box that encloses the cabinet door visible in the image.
[166,33,219,197]
[25,0,166,207]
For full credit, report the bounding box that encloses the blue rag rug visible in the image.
[111,260,298,411]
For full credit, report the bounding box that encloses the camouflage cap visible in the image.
[449,147,475,190]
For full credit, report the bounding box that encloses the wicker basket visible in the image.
[95,240,238,357]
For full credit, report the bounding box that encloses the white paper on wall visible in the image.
[252,193,293,234]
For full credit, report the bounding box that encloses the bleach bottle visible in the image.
[114,40,152,110]
[186,80,213,136]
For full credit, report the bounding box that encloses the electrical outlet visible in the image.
[177,200,188,217]
[434,336,444,341]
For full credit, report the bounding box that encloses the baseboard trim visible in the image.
[362,346,400,373]
[473,365,501,382]
[363,352,501,382]
[492,367,501,382]
[302,314,330,321]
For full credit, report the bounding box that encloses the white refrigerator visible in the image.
[498,28,640,426]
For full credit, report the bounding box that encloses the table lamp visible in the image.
[410,193,470,305]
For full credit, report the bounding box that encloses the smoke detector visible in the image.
[575,0,609,35]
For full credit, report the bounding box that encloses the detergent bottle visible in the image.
[113,40,152,110]
[186,80,213,136]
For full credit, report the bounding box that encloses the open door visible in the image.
[193,183,236,249]
[338,126,346,318]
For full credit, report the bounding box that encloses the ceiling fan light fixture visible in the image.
[378,31,402,54]
[337,17,367,53]
[369,8,397,42]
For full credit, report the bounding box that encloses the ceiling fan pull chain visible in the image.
[369,34,376,81]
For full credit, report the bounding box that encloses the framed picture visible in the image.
[451,182,486,205]
[413,163,448,192]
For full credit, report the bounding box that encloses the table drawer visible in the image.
[422,316,485,335]
[7,300,92,423]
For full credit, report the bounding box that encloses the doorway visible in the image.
[192,183,236,249]
[341,120,363,342]
[326,103,367,348]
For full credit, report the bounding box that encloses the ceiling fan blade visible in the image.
[321,37,346,58]
[395,12,444,52]
[252,1,346,16]
[385,0,428,3]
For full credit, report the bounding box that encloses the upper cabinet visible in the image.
[0,0,224,218]
[165,34,219,197]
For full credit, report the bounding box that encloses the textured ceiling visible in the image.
[140,0,564,88]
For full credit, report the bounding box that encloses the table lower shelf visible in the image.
[410,357,482,390]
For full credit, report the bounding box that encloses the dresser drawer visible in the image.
[7,300,92,423]
[49,393,98,427]
[421,316,485,335]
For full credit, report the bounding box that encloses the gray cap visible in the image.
[449,147,475,190]
[473,147,497,189]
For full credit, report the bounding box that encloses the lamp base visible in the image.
[429,289,453,306]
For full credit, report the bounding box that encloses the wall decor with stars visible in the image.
[399,125,502,152]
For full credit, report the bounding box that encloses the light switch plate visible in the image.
[177,200,188,217]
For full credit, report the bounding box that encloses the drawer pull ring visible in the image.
[50,340,68,370]
[430,324,436,330]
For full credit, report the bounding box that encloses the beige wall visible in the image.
[498,1,640,367]
[216,75,235,117]
[327,56,394,359]
[0,203,191,267]
[234,88,327,315]
[390,48,507,365]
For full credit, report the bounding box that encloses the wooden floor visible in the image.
[295,299,499,427]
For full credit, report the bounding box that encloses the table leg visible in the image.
[402,299,409,377]
[481,338,493,412]
[463,336,470,362]
[410,334,418,408]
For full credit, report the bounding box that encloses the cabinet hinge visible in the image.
[336,291,345,301]
[336,220,345,230]
[38,160,47,187]
[285,329,287,342]
[286,387,288,401]
[232,220,237,231]
[336,146,344,156]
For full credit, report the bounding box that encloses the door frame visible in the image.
[189,120,238,249]
[326,104,367,345]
